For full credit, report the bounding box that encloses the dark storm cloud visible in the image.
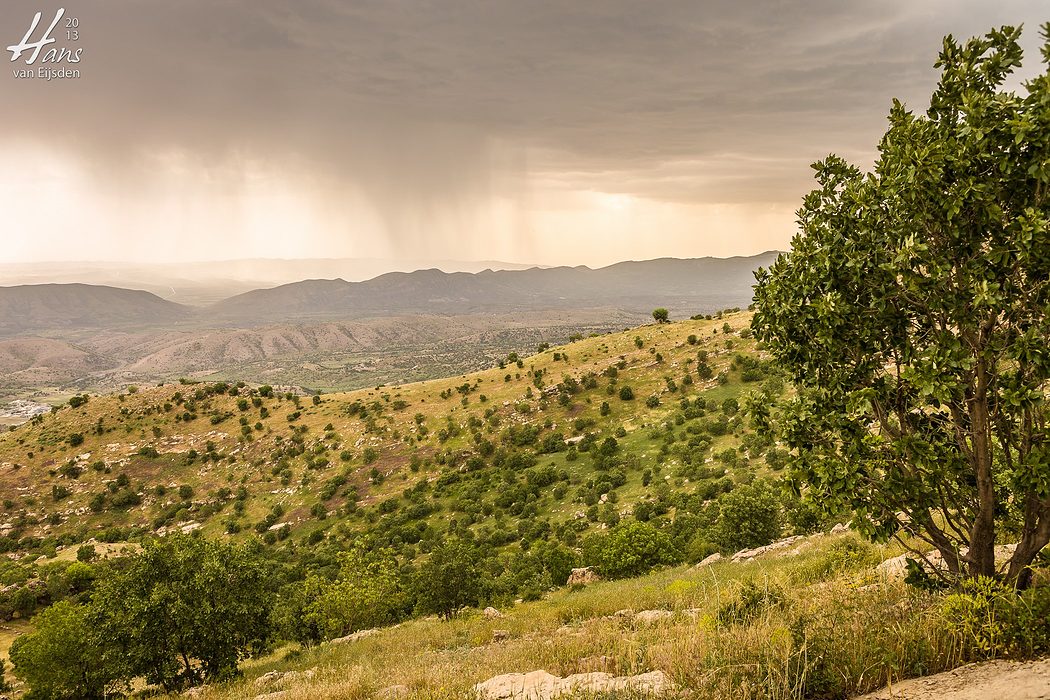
[2,0,1047,249]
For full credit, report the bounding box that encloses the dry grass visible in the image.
[169,534,964,700]
[0,312,757,546]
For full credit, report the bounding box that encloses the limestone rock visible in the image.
[693,552,722,568]
[566,567,600,586]
[493,629,510,642]
[484,606,506,619]
[253,669,316,691]
[876,544,1019,581]
[731,535,804,562]
[474,669,674,700]
[633,609,675,625]
[254,671,284,689]
[330,628,380,644]
[875,553,911,579]
[476,670,561,699]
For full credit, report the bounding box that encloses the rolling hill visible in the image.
[0,254,777,403]
[0,338,117,386]
[0,284,193,336]
[0,310,771,556]
[1,311,1045,700]
[0,254,777,336]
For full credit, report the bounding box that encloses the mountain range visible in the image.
[0,252,780,401]
[0,253,779,336]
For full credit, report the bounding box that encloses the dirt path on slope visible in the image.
[855,658,1050,699]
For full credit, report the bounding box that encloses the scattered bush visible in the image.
[584,521,680,579]
[711,480,782,553]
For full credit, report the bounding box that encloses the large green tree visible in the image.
[710,480,783,553]
[412,539,483,619]
[9,601,123,699]
[302,546,409,640]
[92,535,274,691]
[752,25,1050,587]
[583,520,680,579]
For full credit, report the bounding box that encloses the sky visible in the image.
[1,1,1046,268]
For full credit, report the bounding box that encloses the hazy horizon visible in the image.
[0,250,784,298]
[0,248,782,269]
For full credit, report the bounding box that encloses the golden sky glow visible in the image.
[1,1,1045,266]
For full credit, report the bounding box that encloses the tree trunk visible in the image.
[967,372,997,578]
[924,519,962,575]
[1007,494,1050,589]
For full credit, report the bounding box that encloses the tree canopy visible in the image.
[752,25,1050,586]
[92,535,274,691]
[300,546,409,640]
[583,520,680,579]
[412,539,483,619]
[9,600,121,700]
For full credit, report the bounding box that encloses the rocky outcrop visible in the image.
[483,606,505,619]
[474,670,674,699]
[731,535,805,562]
[692,552,722,568]
[876,553,915,579]
[606,608,699,625]
[855,657,1050,700]
[330,627,381,644]
[876,544,1018,580]
[566,567,600,586]
[632,609,675,625]
[253,669,315,691]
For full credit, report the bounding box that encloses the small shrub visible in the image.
[76,544,97,562]
[791,536,879,584]
[940,576,1013,658]
[717,578,785,626]
[940,577,1050,660]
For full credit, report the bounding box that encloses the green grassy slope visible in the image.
[0,311,775,562]
[159,531,962,700]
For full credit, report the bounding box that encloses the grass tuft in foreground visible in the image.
[170,533,1049,700]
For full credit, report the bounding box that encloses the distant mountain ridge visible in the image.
[0,283,193,336]
[0,257,545,305]
[209,252,780,323]
[0,253,781,335]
